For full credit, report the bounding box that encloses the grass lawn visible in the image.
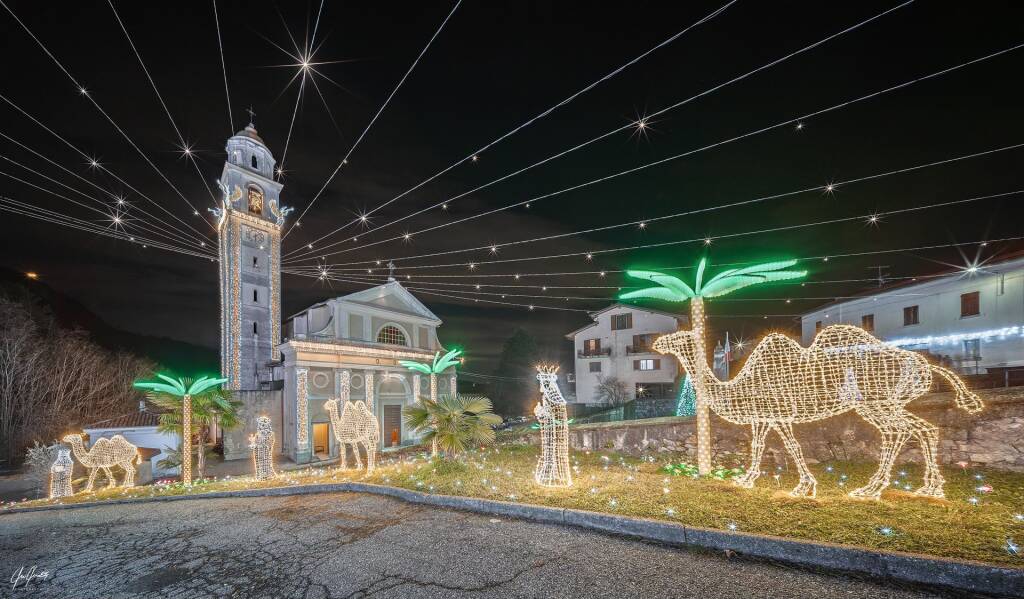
[6,441,1023,567]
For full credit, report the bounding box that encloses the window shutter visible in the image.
[633,360,639,370]
[654,359,660,369]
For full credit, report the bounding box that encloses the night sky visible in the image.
[2,1,1023,374]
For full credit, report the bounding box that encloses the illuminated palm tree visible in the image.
[403,394,501,457]
[399,348,462,457]
[620,258,805,474]
[133,375,228,485]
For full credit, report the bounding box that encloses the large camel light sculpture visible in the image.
[324,398,380,473]
[654,324,983,499]
[62,433,140,492]
[534,365,572,487]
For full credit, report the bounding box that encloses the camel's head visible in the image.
[61,433,83,444]
[653,330,701,366]
[535,364,559,384]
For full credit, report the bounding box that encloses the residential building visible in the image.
[565,304,687,404]
[800,255,1024,376]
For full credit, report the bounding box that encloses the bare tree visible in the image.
[0,296,154,465]
[594,376,630,406]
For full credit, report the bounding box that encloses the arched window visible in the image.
[376,324,407,346]
[251,154,258,169]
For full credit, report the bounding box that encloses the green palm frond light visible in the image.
[619,258,806,302]
[399,348,463,374]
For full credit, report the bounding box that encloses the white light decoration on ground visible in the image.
[534,365,572,488]
[49,447,73,499]
[654,324,983,499]
[324,398,379,473]
[248,416,276,481]
[296,368,309,452]
[62,434,139,491]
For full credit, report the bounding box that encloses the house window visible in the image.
[251,154,258,169]
[253,289,258,302]
[903,305,919,326]
[589,362,602,373]
[963,338,981,359]
[583,338,601,355]
[611,313,632,330]
[376,324,407,346]
[631,333,656,352]
[814,321,822,333]
[861,314,874,332]
[253,322,258,335]
[634,358,659,371]
[960,291,980,317]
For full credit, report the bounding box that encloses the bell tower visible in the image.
[215,120,291,390]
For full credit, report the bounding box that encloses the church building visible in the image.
[215,121,453,464]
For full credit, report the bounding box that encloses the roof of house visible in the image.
[84,411,163,430]
[565,302,688,339]
[800,252,1024,317]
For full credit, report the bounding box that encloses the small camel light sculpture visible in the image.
[62,433,140,491]
[248,416,276,481]
[654,324,983,499]
[325,393,380,474]
[534,365,572,487]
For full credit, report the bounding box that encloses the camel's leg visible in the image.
[772,422,817,498]
[362,442,375,474]
[340,441,348,469]
[353,442,363,470]
[102,466,117,488]
[735,422,770,489]
[85,467,99,492]
[121,461,136,487]
[850,407,910,500]
[902,411,945,498]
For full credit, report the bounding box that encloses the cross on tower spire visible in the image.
[246,106,256,127]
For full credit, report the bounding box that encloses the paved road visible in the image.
[0,492,959,599]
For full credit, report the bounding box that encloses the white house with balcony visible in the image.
[273,279,452,463]
[800,255,1024,378]
[566,304,687,404]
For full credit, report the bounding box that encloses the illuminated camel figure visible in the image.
[324,398,380,474]
[62,433,140,492]
[653,324,983,499]
[534,366,572,487]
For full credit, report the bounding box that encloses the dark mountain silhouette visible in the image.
[0,268,217,374]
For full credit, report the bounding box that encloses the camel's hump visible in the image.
[809,325,885,350]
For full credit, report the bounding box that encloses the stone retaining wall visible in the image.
[563,387,1024,471]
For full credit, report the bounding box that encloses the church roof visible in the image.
[336,279,441,323]
[232,123,265,145]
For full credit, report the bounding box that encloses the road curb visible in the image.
[3,482,1021,596]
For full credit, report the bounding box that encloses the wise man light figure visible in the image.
[249,416,276,481]
[534,365,572,487]
[49,447,74,498]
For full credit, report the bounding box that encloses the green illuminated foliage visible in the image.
[399,348,463,375]
[620,258,806,302]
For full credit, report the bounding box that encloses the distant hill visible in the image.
[0,268,217,374]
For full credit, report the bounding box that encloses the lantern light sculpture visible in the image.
[49,447,74,498]
[534,365,572,487]
[249,416,276,481]
[62,434,139,491]
[654,324,983,499]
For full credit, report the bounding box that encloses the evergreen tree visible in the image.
[676,374,697,417]
[490,328,539,415]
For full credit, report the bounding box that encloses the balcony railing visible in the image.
[626,345,654,354]
[578,347,611,358]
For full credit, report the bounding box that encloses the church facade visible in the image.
[215,123,453,464]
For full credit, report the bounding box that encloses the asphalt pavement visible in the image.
[0,492,968,598]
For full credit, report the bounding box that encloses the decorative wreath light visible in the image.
[534,365,572,488]
[49,447,74,499]
[654,324,983,499]
[62,433,139,492]
[249,416,277,480]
